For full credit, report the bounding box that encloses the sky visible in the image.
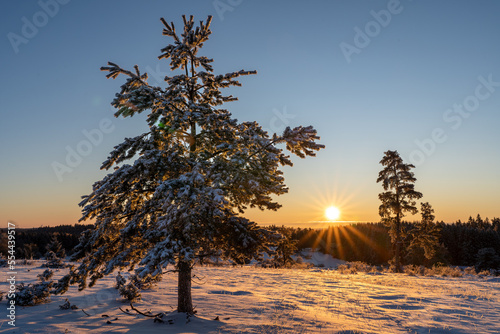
[1,0,499,228]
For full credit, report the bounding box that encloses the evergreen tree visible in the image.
[22,243,37,260]
[55,15,324,314]
[377,150,422,272]
[273,227,298,267]
[406,202,441,265]
[475,247,500,272]
[44,235,66,268]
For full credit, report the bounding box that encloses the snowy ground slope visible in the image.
[0,261,499,333]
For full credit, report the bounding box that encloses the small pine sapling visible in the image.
[14,269,55,306]
[44,235,66,268]
[59,298,78,310]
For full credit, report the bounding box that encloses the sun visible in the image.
[325,206,341,221]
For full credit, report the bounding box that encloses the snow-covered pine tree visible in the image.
[55,15,324,314]
[377,150,422,272]
[44,235,66,268]
[15,269,54,306]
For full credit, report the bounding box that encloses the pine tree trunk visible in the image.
[177,261,193,313]
[395,215,401,273]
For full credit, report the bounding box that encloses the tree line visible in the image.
[0,224,93,259]
[2,217,499,270]
[271,215,500,270]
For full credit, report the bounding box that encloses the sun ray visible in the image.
[345,225,380,253]
[339,225,361,260]
[332,226,344,260]
[301,172,360,225]
[312,229,327,251]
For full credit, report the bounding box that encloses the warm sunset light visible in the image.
[325,206,341,221]
[2,3,499,333]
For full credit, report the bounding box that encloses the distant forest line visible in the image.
[1,215,499,268]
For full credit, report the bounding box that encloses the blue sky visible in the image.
[1,0,499,227]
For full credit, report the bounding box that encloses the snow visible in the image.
[1,261,499,333]
[296,249,346,269]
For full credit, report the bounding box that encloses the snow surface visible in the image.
[1,260,499,333]
[296,249,346,269]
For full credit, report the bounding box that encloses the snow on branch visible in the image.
[276,126,325,158]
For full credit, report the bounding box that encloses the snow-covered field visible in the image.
[1,260,499,334]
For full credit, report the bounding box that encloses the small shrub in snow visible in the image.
[292,261,313,269]
[15,281,53,306]
[114,272,141,301]
[477,269,492,277]
[337,264,357,274]
[14,269,54,306]
[404,265,423,276]
[337,262,378,274]
[384,262,400,274]
[450,267,462,277]
[119,282,141,302]
[43,235,66,268]
[429,265,462,277]
[464,267,476,275]
[43,251,66,268]
[38,269,54,282]
[350,261,377,273]
[59,298,78,310]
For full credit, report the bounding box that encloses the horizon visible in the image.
[1,0,499,228]
[6,215,499,231]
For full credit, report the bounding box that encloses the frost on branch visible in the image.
[56,15,324,313]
